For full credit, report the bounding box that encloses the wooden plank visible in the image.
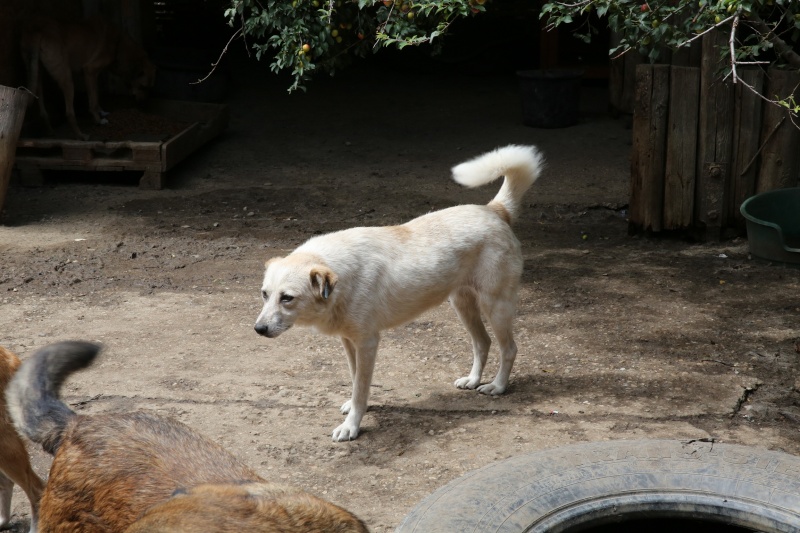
[14,157,131,170]
[0,85,30,215]
[620,51,646,115]
[730,68,764,227]
[663,66,700,230]
[161,104,229,171]
[62,145,94,161]
[695,30,734,240]
[130,144,162,163]
[757,68,800,193]
[629,64,670,232]
[160,123,202,171]
[14,100,228,186]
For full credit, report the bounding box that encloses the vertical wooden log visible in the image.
[757,68,800,193]
[730,68,764,227]
[0,85,30,216]
[663,66,700,230]
[695,30,734,240]
[630,64,670,232]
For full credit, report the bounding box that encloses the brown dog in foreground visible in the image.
[0,347,45,533]
[6,341,369,533]
[21,16,157,140]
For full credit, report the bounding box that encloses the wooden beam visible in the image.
[730,68,764,227]
[630,64,670,232]
[663,66,700,230]
[695,30,734,240]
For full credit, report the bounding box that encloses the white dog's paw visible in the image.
[477,381,506,396]
[454,376,480,389]
[332,420,359,442]
[340,400,352,415]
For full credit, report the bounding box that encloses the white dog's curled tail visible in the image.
[451,144,545,224]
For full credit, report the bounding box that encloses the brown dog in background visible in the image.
[21,15,157,140]
[0,347,44,533]
[6,341,369,533]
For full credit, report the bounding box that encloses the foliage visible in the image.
[224,0,486,92]
[541,0,800,116]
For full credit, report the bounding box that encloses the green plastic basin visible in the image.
[740,187,800,265]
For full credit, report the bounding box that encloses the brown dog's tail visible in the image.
[6,341,101,455]
[451,144,545,225]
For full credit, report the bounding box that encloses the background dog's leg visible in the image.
[339,338,357,415]
[478,299,518,396]
[39,47,88,140]
[84,68,108,125]
[0,429,44,532]
[0,472,12,529]
[24,39,54,136]
[450,289,491,390]
[59,76,88,140]
[332,335,378,442]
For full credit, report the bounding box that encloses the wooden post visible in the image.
[757,68,800,193]
[0,85,30,217]
[663,66,700,230]
[629,64,670,232]
[695,30,734,240]
[730,68,764,227]
[608,32,647,117]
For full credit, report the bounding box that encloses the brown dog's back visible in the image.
[40,411,263,530]
[125,482,370,533]
[8,341,369,532]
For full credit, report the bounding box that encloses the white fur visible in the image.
[255,145,544,441]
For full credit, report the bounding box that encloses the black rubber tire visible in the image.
[396,439,800,533]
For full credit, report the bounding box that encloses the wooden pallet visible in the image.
[14,99,229,190]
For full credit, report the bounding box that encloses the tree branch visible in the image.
[748,12,800,70]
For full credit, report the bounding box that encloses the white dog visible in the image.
[255,145,544,441]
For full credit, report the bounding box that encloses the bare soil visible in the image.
[2,57,800,532]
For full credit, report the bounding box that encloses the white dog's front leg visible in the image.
[332,336,378,442]
[340,338,357,415]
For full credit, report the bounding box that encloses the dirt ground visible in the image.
[2,55,800,532]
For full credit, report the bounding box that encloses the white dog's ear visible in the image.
[310,266,337,300]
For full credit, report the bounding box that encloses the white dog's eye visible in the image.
[261,290,269,300]
[279,293,294,303]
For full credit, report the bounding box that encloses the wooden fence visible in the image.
[628,31,800,239]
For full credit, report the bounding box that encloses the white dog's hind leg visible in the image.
[332,336,379,442]
[340,337,357,415]
[450,289,491,390]
[478,300,518,395]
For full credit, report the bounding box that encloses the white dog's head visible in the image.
[254,253,338,338]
